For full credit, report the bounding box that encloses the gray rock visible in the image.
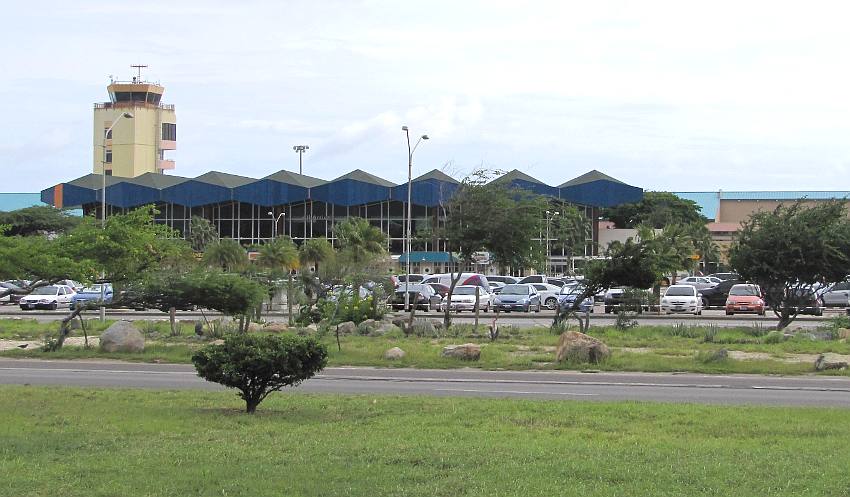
[357,319,378,335]
[99,321,145,353]
[391,317,408,329]
[337,321,357,335]
[441,343,481,361]
[411,319,436,337]
[815,354,849,371]
[555,331,610,364]
[383,347,406,360]
[371,322,400,337]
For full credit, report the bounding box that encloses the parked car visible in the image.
[493,284,541,313]
[660,285,703,315]
[788,287,823,316]
[530,283,562,310]
[603,288,626,313]
[56,279,85,292]
[708,272,741,281]
[725,284,765,315]
[486,275,518,285]
[0,281,24,304]
[517,275,548,285]
[677,276,718,291]
[698,279,743,308]
[440,285,494,312]
[396,274,426,285]
[426,283,451,299]
[70,283,114,310]
[557,285,593,313]
[488,281,506,294]
[821,281,850,307]
[421,273,492,292]
[19,285,76,310]
[389,284,442,311]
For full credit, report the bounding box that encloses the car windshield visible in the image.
[501,285,529,295]
[729,285,759,296]
[453,287,478,295]
[665,287,695,297]
[32,286,59,296]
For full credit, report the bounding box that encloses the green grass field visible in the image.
[1,386,848,496]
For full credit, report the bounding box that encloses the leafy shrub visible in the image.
[702,327,717,343]
[763,331,784,344]
[294,304,323,326]
[319,291,383,325]
[696,348,728,363]
[826,314,850,331]
[192,334,327,413]
[667,323,702,339]
[615,310,638,330]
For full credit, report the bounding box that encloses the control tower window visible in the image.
[162,123,177,141]
[146,93,162,105]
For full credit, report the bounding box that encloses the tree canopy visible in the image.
[728,200,850,330]
[603,192,707,229]
[0,206,81,236]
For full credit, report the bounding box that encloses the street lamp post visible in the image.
[401,126,429,310]
[101,112,134,228]
[99,111,133,322]
[293,145,309,175]
[267,211,286,239]
[545,210,560,275]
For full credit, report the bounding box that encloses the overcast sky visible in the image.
[3,0,850,193]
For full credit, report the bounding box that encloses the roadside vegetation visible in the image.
[3,316,848,376]
[2,385,849,497]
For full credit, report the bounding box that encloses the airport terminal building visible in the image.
[41,168,643,273]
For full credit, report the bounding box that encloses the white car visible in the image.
[440,285,494,312]
[19,285,76,310]
[661,285,703,315]
[531,283,564,309]
[677,276,717,291]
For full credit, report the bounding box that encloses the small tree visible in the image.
[729,201,850,330]
[192,334,328,413]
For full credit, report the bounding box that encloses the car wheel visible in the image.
[50,302,58,311]
[604,306,611,314]
[758,310,765,316]
[726,311,733,316]
[535,303,541,313]
[815,308,823,317]
[702,298,709,309]
[545,297,557,310]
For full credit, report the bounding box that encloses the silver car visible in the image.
[821,282,850,307]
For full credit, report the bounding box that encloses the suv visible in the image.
[699,279,742,309]
[603,288,625,313]
[389,284,442,311]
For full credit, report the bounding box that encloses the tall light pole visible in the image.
[293,145,309,175]
[402,126,429,309]
[268,211,286,239]
[545,210,559,275]
[101,112,134,228]
[99,111,133,322]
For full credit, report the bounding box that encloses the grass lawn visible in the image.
[2,318,849,376]
[1,386,849,497]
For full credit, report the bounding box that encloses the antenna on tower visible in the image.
[130,64,148,83]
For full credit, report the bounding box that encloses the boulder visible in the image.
[391,316,408,329]
[555,331,610,364]
[371,322,400,337]
[358,319,378,335]
[383,347,406,360]
[337,321,357,335]
[263,322,289,333]
[306,323,318,331]
[814,354,849,371]
[441,343,481,361]
[99,321,145,353]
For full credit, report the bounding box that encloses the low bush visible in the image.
[192,334,328,413]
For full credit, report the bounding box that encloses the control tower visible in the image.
[93,65,176,177]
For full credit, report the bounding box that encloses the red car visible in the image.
[725,284,766,316]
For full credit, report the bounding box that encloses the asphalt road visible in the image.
[0,306,838,329]
[2,359,848,407]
